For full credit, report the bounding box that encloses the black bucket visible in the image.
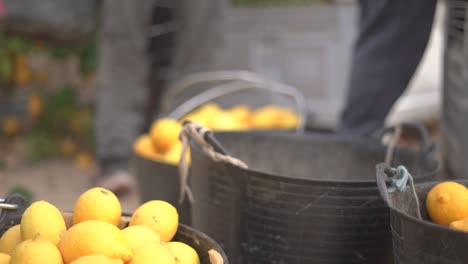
[187,124,440,263]
[376,164,468,264]
[132,155,191,225]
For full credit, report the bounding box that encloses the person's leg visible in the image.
[95,0,154,194]
[336,0,437,137]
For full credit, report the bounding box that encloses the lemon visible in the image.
[58,220,132,263]
[0,224,21,254]
[69,255,124,264]
[10,235,63,264]
[449,217,468,232]
[21,200,66,245]
[227,105,252,124]
[251,105,280,129]
[426,181,468,226]
[163,141,190,165]
[129,241,175,264]
[167,241,200,264]
[0,252,10,264]
[133,134,162,160]
[73,187,122,226]
[276,108,299,129]
[180,113,211,128]
[150,118,182,153]
[122,225,161,253]
[211,112,246,131]
[196,103,222,120]
[129,200,179,242]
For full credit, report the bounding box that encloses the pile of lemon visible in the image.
[0,187,199,264]
[426,181,468,231]
[133,102,300,164]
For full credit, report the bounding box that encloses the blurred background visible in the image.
[0,0,445,211]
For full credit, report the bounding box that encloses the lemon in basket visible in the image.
[150,118,182,153]
[129,241,175,264]
[449,217,468,231]
[21,200,66,245]
[129,200,179,242]
[10,235,63,264]
[211,111,247,131]
[0,224,21,254]
[69,255,124,264]
[122,225,161,253]
[426,181,468,226]
[167,241,200,264]
[163,141,190,165]
[227,104,252,125]
[58,220,132,263]
[133,134,161,160]
[0,253,10,264]
[73,187,122,226]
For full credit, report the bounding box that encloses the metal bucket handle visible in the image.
[164,70,308,133]
[0,194,30,236]
[375,122,434,157]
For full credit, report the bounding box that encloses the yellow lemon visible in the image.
[211,112,246,131]
[167,241,200,264]
[150,118,182,153]
[276,108,300,129]
[180,113,211,128]
[122,225,161,253]
[129,241,175,264]
[58,220,132,263]
[0,224,21,254]
[0,252,10,264]
[449,217,468,232]
[2,116,20,136]
[251,105,280,129]
[69,255,124,264]
[196,103,222,120]
[10,235,63,264]
[21,200,66,245]
[73,187,122,226]
[227,105,252,124]
[129,200,179,242]
[426,181,468,226]
[163,141,190,165]
[133,134,162,160]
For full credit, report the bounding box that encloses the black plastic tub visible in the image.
[376,163,468,264]
[132,154,191,225]
[188,128,440,264]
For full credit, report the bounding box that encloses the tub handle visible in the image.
[163,70,309,133]
[376,122,434,157]
[375,163,422,219]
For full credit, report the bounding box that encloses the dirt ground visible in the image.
[0,160,140,212]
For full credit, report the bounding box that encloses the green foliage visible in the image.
[7,185,34,205]
[24,130,59,163]
[37,86,78,133]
